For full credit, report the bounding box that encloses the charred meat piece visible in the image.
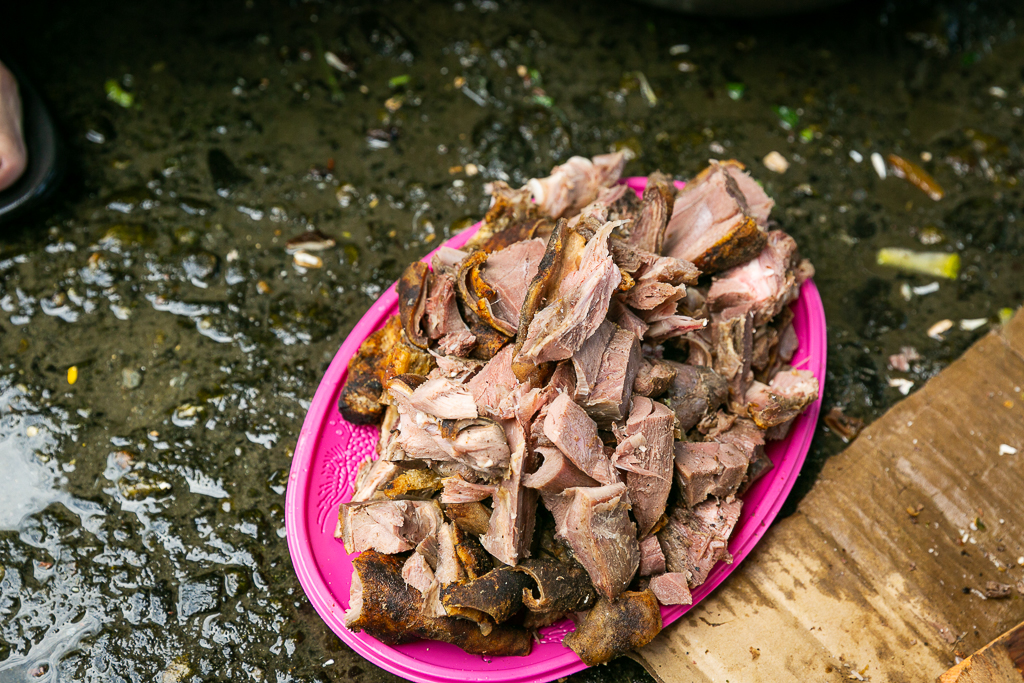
[397,261,432,349]
[451,524,493,579]
[627,171,675,255]
[706,230,814,327]
[337,499,444,554]
[516,556,596,613]
[615,397,675,537]
[465,189,536,252]
[517,221,622,366]
[346,551,533,656]
[545,483,640,600]
[338,315,404,424]
[457,250,518,337]
[441,567,534,624]
[663,362,729,433]
[478,217,551,254]
[663,160,772,275]
[673,441,748,508]
[745,369,819,430]
[443,501,492,536]
[658,498,742,587]
[633,357,677,398]
[563,589,662,666]
[584,325,642,425]
[379,467,443,500]
[649,572,693,606]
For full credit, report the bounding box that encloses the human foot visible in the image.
[0,60,27,192]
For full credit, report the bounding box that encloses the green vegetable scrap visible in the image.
[388,74,411,88]
[726,83,745,100]
[876,248,961,280]
[105,80,134,108]
[773,105,798,130]
[799,127,814,143]
[999,308,1015,325]
[532,94,554,108]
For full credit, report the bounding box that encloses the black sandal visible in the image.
[0,60,63,223]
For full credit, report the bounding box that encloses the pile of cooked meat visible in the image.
[336,152,819,665]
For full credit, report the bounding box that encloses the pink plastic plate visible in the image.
[286,177,827,683]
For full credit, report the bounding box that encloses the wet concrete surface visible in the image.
[0,0,1022,680]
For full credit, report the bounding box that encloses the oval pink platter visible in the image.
[285,176,827,683]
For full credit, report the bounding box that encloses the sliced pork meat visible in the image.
[431,247,469,271]
[517,221,622,365]
[481,238,547,331]
[711,417,765,465]
[644,311,707,344]
[633,357,677,398]
[662,160,772,274]
[649,572,693,606]
[516,557,597,614]
[523,446,600,493]
[745,369,819,431]
[346,551,532,656]
[430,354,484,383]
[658,498,742,587]
[568,183,629,228]
[663,361,729,433]
[626,171,675,255]
[706,230,814,327]
[441,567,534,624]
[480,420,538,566]
[638,535,667,576]
[526,151,627,218]
[615,397,675,537]
[402,552,447,618]
[712,306,754,402]
[546,483,640,600]
[351,457,401,502]
[435,522,466,585]
[543,392,619,485]
[562,589,662,666]
[467,345,520,420]
[609,298,650,340]
[337,499,444,554]
[409,377,478,420]
[424,271,477,356]
[440,475,496,504]
[571,320,615,401]
[673,441,748,508]
[584,326,642,425]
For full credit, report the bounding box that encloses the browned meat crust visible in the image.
[451,523,494,580]
[443,501,493,536]
[380,468,443,500]
[397,261,431,349]
[441,567,534,623]
[516,557,597,614]
[562,589,662,665]
[339,315,404,424]
[346,551,533,656]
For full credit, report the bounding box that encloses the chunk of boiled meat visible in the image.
[673,441,748,507]
[626,171,675,255]
[544,483,640,600]
[615,397,675,537]
[523,446,600,493]
[543,393,618,485]
[567,183,629,228]
[712,306,754,402]
[351,457,401,502]
[481,238,547,331]
[408,377,478,420]
[658,498,742,587]
[706,230,814,327]
[632,357,677,398]
[480,420,538,566]
[346,551,532,656]
[662,160,772,274]
[402,552,446,618]
[663,362,729,432]
[467,345,519,420]
[336,500,443,554]
[584,326,642,425]
[425,271,475,356]
[638,535,667,576]
[571,320,616,401]
[745,369,819,431]
[440,475,496,504]
[517,221,622,365]
[527,151,627,218]
[562,589,662,666]
[649,572,693,606]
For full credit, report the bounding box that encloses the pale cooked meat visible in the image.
[337,499,444,554]
[562,589,662,666]
[745,369,819,431]
[440,475,496,503]
[517,221,622,365]
[632,357,677,398]
[584,326,642,425]
[527,151,627,218]
[545,483,640,600]
[673,441,748,508]
[425,271,476,356]
[351,457,401,502]
[543,392,619,485]
[567,183,629,228]
[481,238,547,330]
[431,247,470,271]
[467,345,520,419]
[435,522,466,585]
[638,535,667,576]
[658,498,742,587]
[402,552,447,618]
[409,377,478,420]
[571,320,616,401]
[480,420,538,566]
[650,572,693,606]
[522,446,600,493]
[615,396,675,537]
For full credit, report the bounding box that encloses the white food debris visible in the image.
[26,425,39,437]
[888,378,915,395]
[900,283,912,301]
[871,152,886,179]
[849,150,863,163]
[999,444,1018,456]
[669,44,690,55]
[959,318,987,331]
[293,251,323,269]
[911,282,940,296]
[762,151,789,174]
[464,163,479,176]
[927,319,954,340]
[989,86,1007,98]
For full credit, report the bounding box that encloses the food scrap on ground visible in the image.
[876,248,961,280]
[334,153,819,664]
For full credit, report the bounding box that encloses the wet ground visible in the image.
[1,0,1022,681]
